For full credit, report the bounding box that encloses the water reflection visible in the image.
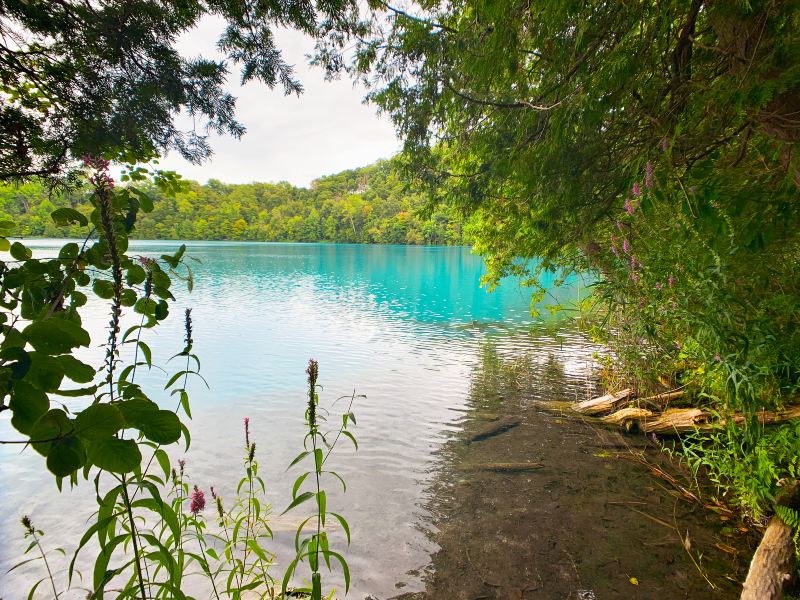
[405,333,754,599]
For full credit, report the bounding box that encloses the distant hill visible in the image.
[0,159,470,246]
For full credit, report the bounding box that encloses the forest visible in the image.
[0,159,469,245]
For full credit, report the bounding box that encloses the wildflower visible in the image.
[631,272,640,284]
[632,182,641,197]
[21,516,35,536]
[216,496,225,520]
[178,458,186,476]
[624,197,634,215]
[248,443,256,464]
[306,359,319,428]
[616,220,623,232]
[655,282,663,291]
[668,274,675,287]
[714,354,722,363]
[623,238,631,254]
[661,137,669,152]
[610,234,619,256]
[184,308,193,348]
[244,416,250,448]
[210,486,217,499]
[645,162,654,189]
[190,485,206,515]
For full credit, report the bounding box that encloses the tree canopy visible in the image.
[324,0,800,514]
[0,0,360,182]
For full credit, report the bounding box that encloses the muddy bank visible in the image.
[387,339,758,600]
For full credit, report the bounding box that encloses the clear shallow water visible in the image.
[0,241,587,598]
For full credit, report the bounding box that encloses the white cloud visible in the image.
[153,19,400,187]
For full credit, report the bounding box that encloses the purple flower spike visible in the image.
[190,486,206,515]
[645,162,654,189]
[623,238,631,254]
[625,197,634,215]
[632,182,641,197]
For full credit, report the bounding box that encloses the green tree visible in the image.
[0,0,360,182]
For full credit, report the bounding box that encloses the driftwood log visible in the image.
[576,388,632,415]
[741,483,800,600]
[600,405,800,434]
[459,462,544,473]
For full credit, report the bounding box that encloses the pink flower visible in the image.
[610,234,619,256]
[616,220,623,232]
[631,272,640,284]
[190,486,206,515]
[668,274,675,287]
[655,282,663,291]
[661,138,669,152]
[178,459,186,475]
[714,354,722,362]
[645,162,654,189]
[623,238,631,254]
[625,198,634,215]
[632,182,641,197]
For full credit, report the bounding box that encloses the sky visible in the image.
[153,18,401,188]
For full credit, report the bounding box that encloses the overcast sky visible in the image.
[153,19,400,187]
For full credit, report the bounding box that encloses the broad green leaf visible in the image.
[59,355,96,383]
[140,410,181,444]
[51,207,88,226]
[74,404,125,441]
[46,436,86,476]
[22,319,90,354]
[87,438,142,473]
[9,381,48,435]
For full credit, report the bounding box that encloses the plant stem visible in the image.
[121,475,148,599]
[194,521,220,600]
[32,531,59,600]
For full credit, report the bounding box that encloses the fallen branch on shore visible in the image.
[741,482,800,600]
[601,405,800,434]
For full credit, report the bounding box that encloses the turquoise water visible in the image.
[0,241,589,598]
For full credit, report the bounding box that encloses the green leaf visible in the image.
[51,207,88,226]
[58,242,80,259]
[25,352,65,391]
[22,318,90,354]
[74,404,125,441]
[92,279,116,299]
[125,263,147,285]
[317,490,326,525]
[46,436,86,476]
[9,381,49,435]
[140,410,181,444]
[10,241,31,260]
[328,512,351,544]
[87,438,142,473]
[282,491,314,515]
[59,355,96,383]
[116,398,158,427]
[154,448,170,480]
[30,409,73,455]
[288,450,310,469]
[314,448,324,473]
[292,472,310,498]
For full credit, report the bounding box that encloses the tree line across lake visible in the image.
[0,159,470,246]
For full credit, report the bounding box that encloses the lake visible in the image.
[0,241,750,599]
